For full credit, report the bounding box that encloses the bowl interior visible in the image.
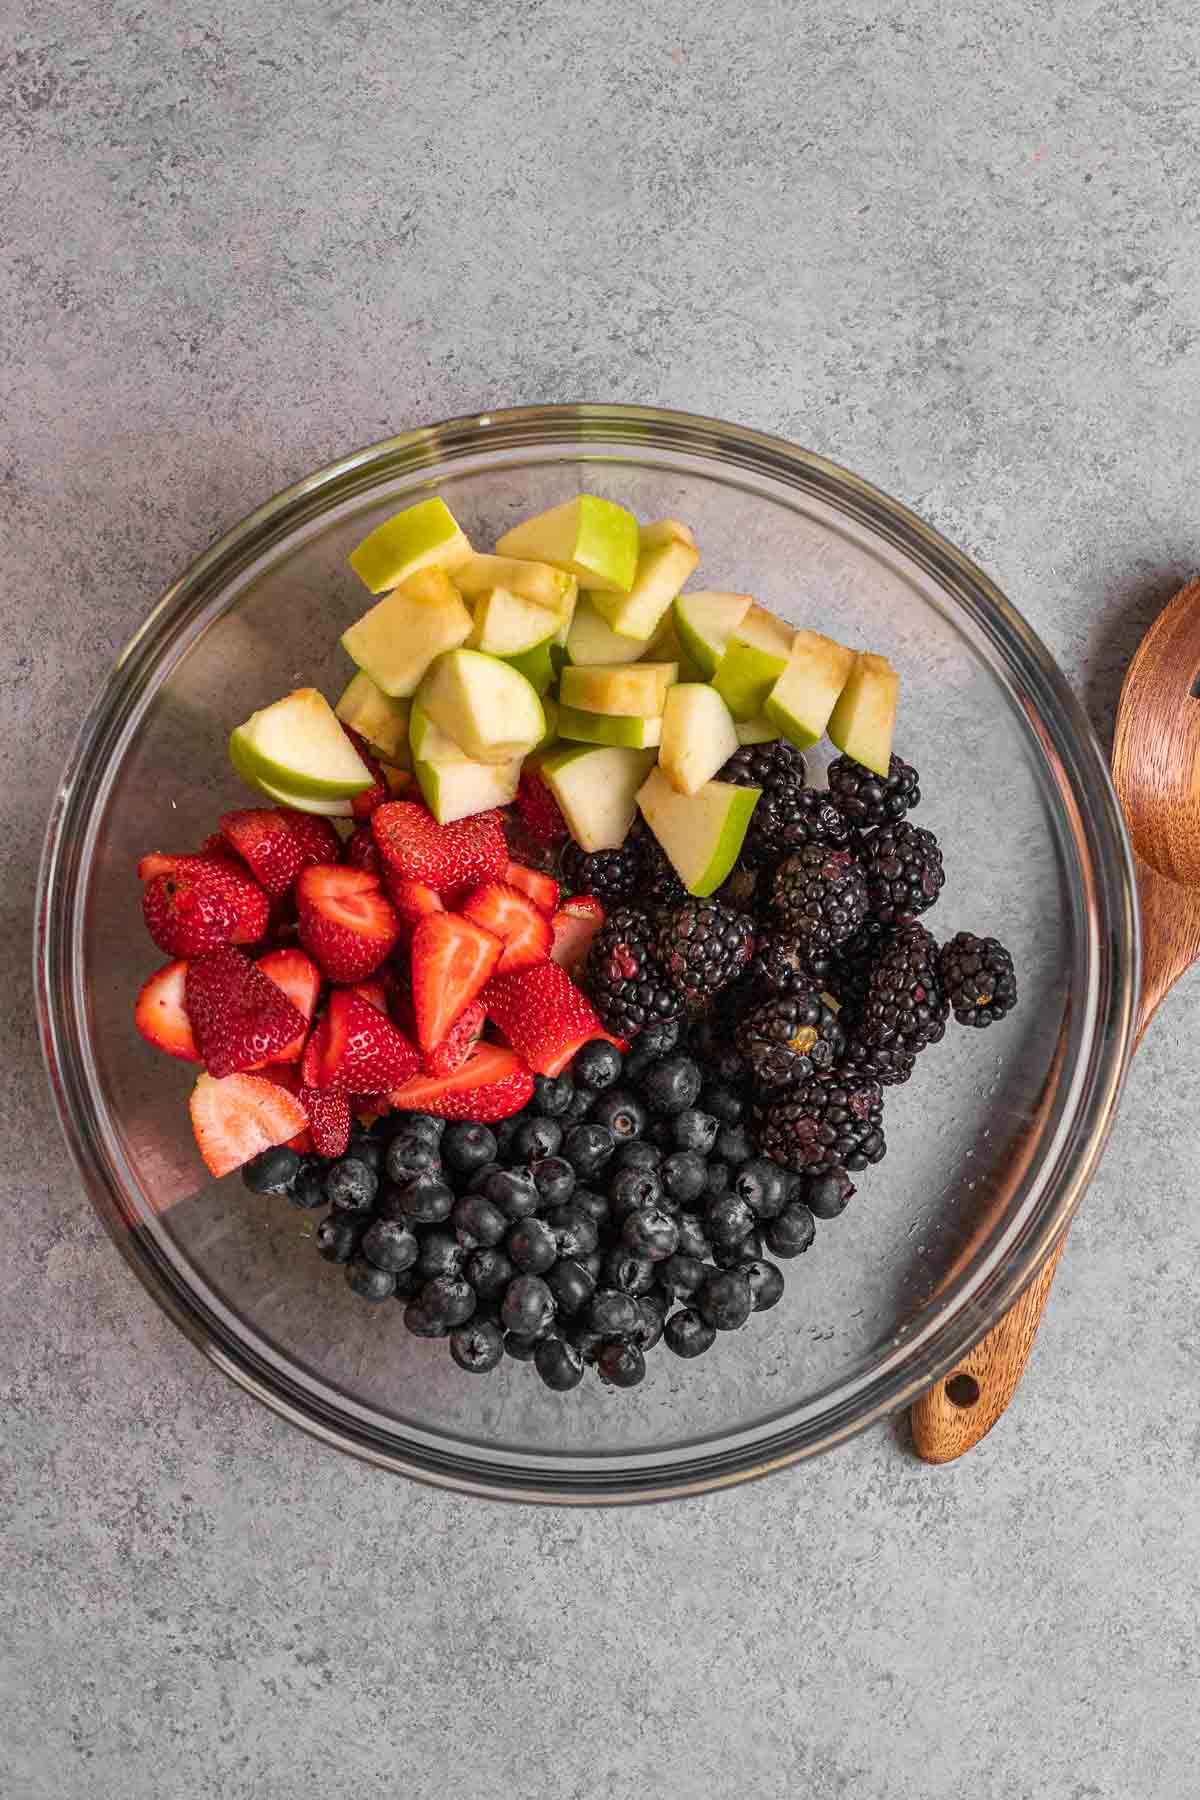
[42,410,1134,1498]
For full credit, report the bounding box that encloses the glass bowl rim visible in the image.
[35,401,1139,1503]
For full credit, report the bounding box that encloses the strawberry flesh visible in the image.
[296,864,399,982]
[185,945,309,1079]
[371,800,508,892]
[461,881,554,974]
[422,998,485,1078]
[320,989,420,1093]
[133,959,200,1062]
[502,860,560,916]
[410,912,502,1051]
[483,960,606,1077]
[218,808,341,900]
[256,947,321,1062]
[388,1043,535,1122]
[189,1071,307,1178]
[297,1085,352,1157]
[550,895,606,978]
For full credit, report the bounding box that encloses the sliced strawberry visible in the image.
[301,1014,330,1088]
[383,873,446,942]
[550,894,606,977]
[133,959,200,1061]
[259,1063,312,1151]
[388,1043,535,1122]
[483,960,605,1077]
[503,860,560,916]
[219,807,341,900]
[460,882,554,974]
[371,801,508,892]
[256,947,321,1062]
[410,913,503,1051]
[344,824,382,875]
[342,726,391,822]
[141,854,269,957]
[200,832,232,860]
[296,864,399,982]
[422,998,486,1078]
[513,767,567,844]
[189,1071,308,1178]
[185,946,310,1079]
[297,1085,352,1157]
[320,989,420,1093]
[349,978,389,1014]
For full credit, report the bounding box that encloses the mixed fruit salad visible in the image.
[132,492,1017,1392]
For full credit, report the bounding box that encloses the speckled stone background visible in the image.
[4,3,1199,1795]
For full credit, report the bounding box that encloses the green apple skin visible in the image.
[533,694,560,752]
[658,683,738,795]
[558,661,678,718]
[452,554,577,614]
[557,704,663,749]
[635,767,761,897]
[710,609,794,721]
[466,586,561,657]
[734,715,779,745]
[335,670,412,766]
[503,640,556,695]
[340,568,473,698]
[496,495,639,594]
[348,497,472,594]
[672,590,754,678]
[565,596,654,666]
[416,648,545,765]
[588,520,700,641]
[409,701,523,823]
[763,629,856,750]
[826,652,899,776]
[536,744,658,851]
[229,687,373,799]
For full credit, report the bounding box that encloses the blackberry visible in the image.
[825,920,892,1013]
[560,838,642,904]
[843,921,947,1084]
[859,821,944,923]
[717,740,813,866]
[630,821,689,911]
[741,927,820,1002]
[939,932,1018,1027]
[736,987,844,1092]
[827,753,921,830]
[584,905,682,1041]
[713,862,761,913]
[769,845,869,954]
[754,1074,886,1174]
[653,899,755,1012]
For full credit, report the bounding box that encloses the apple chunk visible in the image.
[826,652,899,776]
[764,630,856,750]
[416,648,545,764]
[636,767,761,897]
[588,519,700,641]
[536,744,658,850]
[496,495,639,594]
[230,687,373,800]
[557,704,663,749]
[348,496,471,593]
[566,596,654,666]
[558,661,678,718]
[340,567,472,697]
[335,670,412,766]
[658,683,739,795]
[409,702,522,824]
[672,590,753,678]
[466,586,560,656]
[710,605,794,720]
[452,553,577,614]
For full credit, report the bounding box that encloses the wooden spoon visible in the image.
[911,576,1200,1463]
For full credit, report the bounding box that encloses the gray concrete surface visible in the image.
[4,2,1199,1795]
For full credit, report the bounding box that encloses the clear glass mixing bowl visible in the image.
[36,405,1138,1502]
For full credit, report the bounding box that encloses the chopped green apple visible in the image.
[565,595,654,666]
[229,687,373,800]
[409,702,522,824]
[588,519,700,640]
[636,768,761,897]
[416,648,545,765]
[672,590,753,678]
[558,661,678,718]
[249,771,354,816]
[710,606,794,720]
[503,639,556,695]
[452,553,577,614]
[734,715,779,745]
[536,744,658,851]
[496,495,639,594]
[658,683,739,796]
[826,651,899,776]
[557,703,663,749]
[340,567,472,697]
[335,670,412,766]
[763,629,856,751]
[534,694,559,752]
[348,496,472,594]
[466,586,560,656]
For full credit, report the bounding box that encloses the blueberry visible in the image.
[492,1116,521,1159]
[570,1188,611,1231]
[608,1165,664,1225]
[532,1072,575,1117]
[534,1334,586,1391]
[562,1122,616,1179]
[392,1266,423,1301]
[732,1157,789,1220]
[600,1251,657,1298]
[571,1040,623,1090]
[715,1124,753,1164]
[324,1157,378,1212]
[697,1268,753,1331]
[417,1230,466,1281]
[532,1155,576,1207]
[242,1145,301,1196]
[622,1019,682,1080]
[562,1085,596,1125]
[672,1109,719,1155]
[705,1192,756,1248]
[501,1274,556,1337]
[545,1204,598,1260]
[647,1117,677,1152]
[450,1318,504,1373]
[641,1056,702,1114]
[744,1259,785,1312]
[588,1089,647,1140]
[403,1303,448,1338]
[713,1228,764,1270]
[660,1150,707,1206]
[545,1257,596,1317]
[418,1274,476,1328]
[385,1133,443,1186]
[315,1212,363,1264]
[362,1218,420,1274]
[507,1217,558,1274]
[806,1168,857,1220]
[763,1201,816,1259]
[658,1252,706,1301]
[397,1174,455,1224]
[633,1293,666,1352]
[674,1212,711,1260]
[588,1288,642,1336]
[621,1206,679,1262]
[504,1331,541,1361]
[346,1256,396,1302]
[346,1128,384,1173]
[465,1160,504,1194]
[440,1121,499,1176]
[598,1340,646,1388]
[452,1193,508,1249]
[463,1246,515,1302]
[563,1316,606,1362]
[701,1161,730,1201]
[481,1166,541,1220]
[397,1112,445,1143]
[511,1115,564,1161]
[664,1308,717,1358]
[612,1141,662,1173]
[578,1249,605,1284]
[289,1160,327,1209]
[701,1082,745,1125]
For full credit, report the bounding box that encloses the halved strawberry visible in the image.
[256,947,321,1062]
[410,912,503,1051]
[141,854,269,957]
[133,959,200,1061]
[422,998,485,1078]
[259,1062,313,1152]
[513,766,567,844]
[483,960,606,1077]
[371,801,508,892]
[342,726,391,822]
[344,825,382,875]
[185,945,310,1079]
[296,864,399,982]
[388,1043,535,1122]
[383,874,446,947]
[320,989,420,1093]
[297,1085,352,1157]
[219,807,341,900]
[550,894,606,977]
[503,860,560,916]
[301,1014,330,1088]
[349,978,389,1014]
[460,882,554,974]
[189,1071,308,1178]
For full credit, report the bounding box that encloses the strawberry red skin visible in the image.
[502,861,560,916]
[371,801,508,893]
[344,825,382,876]
[256,947,321,1062]
[218,808,341,900]
[296,864,399,982]
[461,881,554,974]
[483,961,605,1077]
[185,946,310,1079]
[410,912,502,1051]
[388,1044,534,1122]
[297,1085,352,1157]
[550,895,605,977]
[189,1071,308,1178]
[320,989,420,1093]
[142,855,269,957]
[134,959,200,1061]
[341,727,392,822]
[422,998,485,1077]
[513,768,567,845]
